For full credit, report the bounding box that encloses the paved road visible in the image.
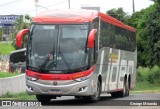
[41,93,160,106]
[0,93,160,109]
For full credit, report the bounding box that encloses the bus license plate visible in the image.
[49,90,61,94]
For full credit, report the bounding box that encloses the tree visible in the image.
[125,4,157,67]
[106,8,129,23]
[12,14,31,49]
[151,0,160,3]
[145,4,160,67]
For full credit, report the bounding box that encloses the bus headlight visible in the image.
[74,75,90,82]
[26,76,38,81]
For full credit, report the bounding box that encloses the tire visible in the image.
[119,79,129,97]
[125,81,130,96]
[111,92,119,98]
[36,95,52,103]
[74,96,82,99]
[84,80,101,102]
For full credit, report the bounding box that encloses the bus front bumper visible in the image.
[26,78,94,96]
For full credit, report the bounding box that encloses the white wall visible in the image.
[0,74,26,96]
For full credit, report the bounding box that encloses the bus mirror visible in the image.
[87,29,97,48]
[16,29,29,47]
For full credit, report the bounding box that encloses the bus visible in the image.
[16,9,136,103]
[9,48,26,73]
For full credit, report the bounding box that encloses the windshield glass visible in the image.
[28,24,89,73]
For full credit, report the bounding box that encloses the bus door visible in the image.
[108,49,120,91]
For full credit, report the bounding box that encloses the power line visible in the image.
[0,0,21,7]
[24,0,68,13]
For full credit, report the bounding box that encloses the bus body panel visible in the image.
[95,47,136,93]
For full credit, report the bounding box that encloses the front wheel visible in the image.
[74,96,82,99]
[84,80,101,102]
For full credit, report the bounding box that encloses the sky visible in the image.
[0,0,154,16]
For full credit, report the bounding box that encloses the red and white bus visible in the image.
[16,9,136,103]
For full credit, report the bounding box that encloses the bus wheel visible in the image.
[86,80,101,102]
[119,79,129,97]
[125,81,129,96]
[74,96,82,99]
[36,95,52,103]
[111,92,119,98]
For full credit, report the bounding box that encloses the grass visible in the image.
[0,92,36,100]
[131,81,160,94]
[0,41,15,55]
[0,72,19,78]
[131,66,160,93]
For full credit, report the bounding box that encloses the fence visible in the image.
[0,74,26,96]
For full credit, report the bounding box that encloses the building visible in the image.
[0,15,20,40]
[81,6,100,11]
[0,15,20,26]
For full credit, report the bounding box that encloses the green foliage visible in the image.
[137,66,160,84]
[136,66,150,82]
[0,42,15,54]
[145,6,160,66]
[106,8,129,23]
[132,80,160,91]
[12,14,31,50]
[0,92,36,100]
[147,66,160,84]
[126,4,157,67]
[151,0,160,3]
[0,72,19,78]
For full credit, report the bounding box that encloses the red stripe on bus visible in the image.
[111,88,123,92]
[26,65,95,80]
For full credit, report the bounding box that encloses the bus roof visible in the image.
[32,9,135,32]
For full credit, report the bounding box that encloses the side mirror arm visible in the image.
[87,29,97,48]
[16,29,29,47]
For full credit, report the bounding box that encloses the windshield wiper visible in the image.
[27,64,49,73]
[58,51,71,71]
[27,64,41,71]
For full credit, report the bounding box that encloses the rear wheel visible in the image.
[125,81,129,96]
[36,95,52,103]
[119,79,129,97]
[111,92,119,98]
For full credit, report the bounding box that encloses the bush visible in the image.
[136,66,150,82]
[147,66,160,84]
[137,66,160,84]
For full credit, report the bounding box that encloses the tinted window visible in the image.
[100,20,136,52]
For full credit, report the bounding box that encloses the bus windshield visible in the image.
[27,24,89,73]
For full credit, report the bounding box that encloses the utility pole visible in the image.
[68,0,70,9]
[133,0,135,13]
[34,0,39,15]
